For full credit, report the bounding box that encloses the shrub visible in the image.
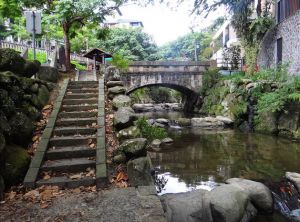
[200,68,220,96]
[28,50,47,64]
[136,117,167,140]
[71,60,86,71]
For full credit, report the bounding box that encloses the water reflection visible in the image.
[149,128,300,195]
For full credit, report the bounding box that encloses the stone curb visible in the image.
[96,79,107,187]
[24,78,70,188]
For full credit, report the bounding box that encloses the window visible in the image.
[277,0,300,22]
[277,38,283,65]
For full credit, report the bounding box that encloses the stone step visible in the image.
[61,104,98,112]
[69,81,98,85]
[58,111,97,119]
[63,98,98,105]
[46,146,96,160]
[41,158,95,172]
[49,135,96,147]
[36,176,95,188]
[53,126,97,136]
[64,93,97,99]
[55,117,97,127]
[67,84,98,89]
[66,88,98,94]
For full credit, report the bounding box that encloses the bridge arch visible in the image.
[120,61,210,112]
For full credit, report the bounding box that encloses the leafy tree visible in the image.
[158,32,212,61]
[98,27,160,61]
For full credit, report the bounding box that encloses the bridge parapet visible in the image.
[126,61,210,73]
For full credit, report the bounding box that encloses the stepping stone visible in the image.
[55,117,97,126]
[62,104,98,112]
[36,176,95,188]
[63,98,98,105]
[41,158,95,172]
[49,135,96,147]
[53,126,97,136]
[58,111,97,119]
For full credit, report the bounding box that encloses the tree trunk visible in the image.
[63,22,71,71]
[256,0,262,17]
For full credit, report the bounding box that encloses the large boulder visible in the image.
[119,138,147,159]
[160,189,212,222]
[32,84,50,109]
[2,144,30,186]
[226,178,273,212]
[105,66,121,81]
[114,107,136,130]
[117,126,141,140]
[286,172,300,191]
[23,60,41,78]
[0,48,26,75]
[255,110,278,134]
[37,65,59,83]
[112,95,132,110]
[127,156,153,187]
[278,102,300,138]
[209,184,249,222]
[8,112,35,146]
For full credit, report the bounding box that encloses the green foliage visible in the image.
[71,60,86,71]
[222,46,241,70]
[28,50,47,64]
[200,68,220,96]
[229,101,247,119]
[108,53,130,70]
[97,27,160,61]
[136,117,167,140]
[251,64,289,82]
[158,31,212,61]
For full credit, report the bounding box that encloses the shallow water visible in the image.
[149,128,300,221]
[150,128,300,193]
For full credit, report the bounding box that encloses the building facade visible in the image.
[258,0,300,74]
[103,19,144,28]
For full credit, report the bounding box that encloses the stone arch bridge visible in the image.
[120,61,210,112]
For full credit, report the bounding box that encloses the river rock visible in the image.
[161,189,212,222]
[106,81,124,87]
[117,126,141,140]
[176,118,191,127]
[2,144,30,186]
[30,83,39,93]
[36,84,50,108]
[226,178,273,212]
[161,137,174,144]
[156,118,169,125]
[114,107,136,130]
[108,86,126,99]
[209,184,249,222]
[132,103,154,112]
[127,156,153,187]
[112,95,132,110]
[37,65,59,83]
[191,117,224,128]
[151,139,161,148]
[9,112,35,146]
[153,122,166,128]
[119,138,147,158]
[216,116,234,125]
[286,172,300,191]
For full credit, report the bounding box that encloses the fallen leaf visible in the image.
[32,136,39,142]
[92,122,97,126]
[70,174,82,180]
[40,202,49,209]
[43,105,52,110]
[89,143,95,148]
[116,172,128,182]
[7,191,16,200]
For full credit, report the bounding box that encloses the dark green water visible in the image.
[149,128,300,221]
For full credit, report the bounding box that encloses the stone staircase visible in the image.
[24,79,106,188]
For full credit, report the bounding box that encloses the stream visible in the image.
[139,111,300,221]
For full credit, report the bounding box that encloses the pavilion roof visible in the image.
[83,48,112,62]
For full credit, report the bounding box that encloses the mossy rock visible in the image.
[0,49,26,75]
[0,133,5,153]
[117,126,141,140]
[254,111,278,134]
[8,112,35,146]
[0,112,11,135]
[37,66,59,83]
[21,102,42,121]
[0,89,15,116]
[31,84,49,109]
[2,144,30,186]
[176,118,191,127]
[23,60,41,78]
[30,83,39,93]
